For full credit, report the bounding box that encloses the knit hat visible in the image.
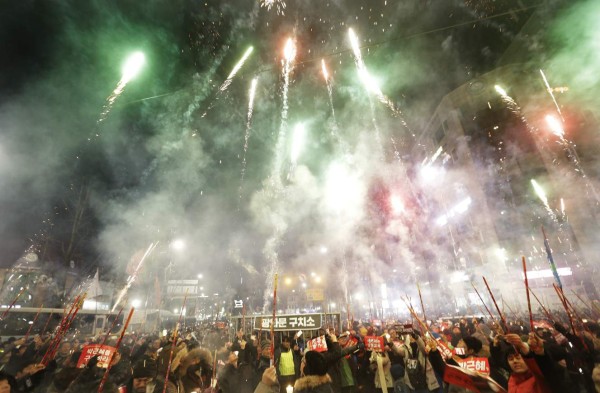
[304,351,328,376]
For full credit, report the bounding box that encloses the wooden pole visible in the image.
[522,257,535,332]
[98,307,135,393]
[482,277,509,333]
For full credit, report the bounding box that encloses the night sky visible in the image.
[0,0,573,299]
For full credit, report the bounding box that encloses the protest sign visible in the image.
[457,357,490,376]
[77,345,116,368]
[364,336,384,352]
[306,336,328,352]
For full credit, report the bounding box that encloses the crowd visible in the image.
[1,312,600,393]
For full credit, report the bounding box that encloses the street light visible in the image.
[197,274,203,279]
[170,239,185,251]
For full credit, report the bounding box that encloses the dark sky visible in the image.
[0,0,541,277]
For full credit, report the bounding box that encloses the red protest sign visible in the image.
[454,347,466,356]
[306,336,328,352]
[77,344,116,368]
[444,364,506,393]
[457,357,490,376]
[435,338,454,360]
[364,336,384,352]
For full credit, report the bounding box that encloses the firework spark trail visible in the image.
[531,179,557,221]
[272,38,296,186]
[201,47,254,118]
[545,115,600,204]
[347,29,411,131]
[112,242,158,312]
[322,59,338,127]
[321,59,352,156]
[494,85,542,140]
[97,52,145,125]
[238,78,258,205]
[540,69,564,122]
[260,0,286,15]
[262,38,296,310]
[220,47,254,92]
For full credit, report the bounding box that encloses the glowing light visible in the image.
[112,242,158,312]
[320,246,328,254]
[560,198,565,216]
[260,0,286,14]
[171,239,185,251]
[524,267,572,280]
[494,85,508,97]
[284,277,292,285]
[197,274,203,279]
[218,47,254,92]
[324,162,364,214]
[430,147,443,164]
[131,299,142,308]
[321,59,329,82]
[436,197,472,226]
[228,47,253,80]
[121,52,146,84]
[348,28,363,65]
[314,276,322,283]
[545,114,564,138]
[390,195,404,215]
[531,179,549,207]
[290,123,307,164]
[284,38,296,62]
[540,69,564,121]
[420,165,444,184]
[97,52,146,123]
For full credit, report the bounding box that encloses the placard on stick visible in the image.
[364,336,384,352]
[77,344,116,368]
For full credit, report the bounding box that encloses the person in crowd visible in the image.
[217,350,240,393]
[0,371,17,393]
[274,336,301,393]
[293,351,334,393]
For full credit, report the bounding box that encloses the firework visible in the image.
[112,242,158,312]
[272,38,297,182]
[97,52,145,124]
[540,69,564,122]
[239,78,258,203]
[531,179,556,219]
[321,59,329,82]
[260,0,286,15]
[545,114,564,139]
[347,28,409,134]
[219,47,254,92]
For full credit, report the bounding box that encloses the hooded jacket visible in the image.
[293,374,334,393]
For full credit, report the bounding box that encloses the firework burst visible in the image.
[260,0,286,15]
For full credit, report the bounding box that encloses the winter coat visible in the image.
[63,366,119,393]
[369,351,393,389]
[217,364,240,393]
[294,374,334,393]
[397,339,440,392]
[274,347,301,378]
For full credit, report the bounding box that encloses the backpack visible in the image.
[404,345,427,389]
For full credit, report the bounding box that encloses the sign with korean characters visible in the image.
[443,364,506,393]
[77,345,116,368]
[306,336,328,352]
[364,336,385,352]
[457,357,490,376]
[255,314,322,331]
